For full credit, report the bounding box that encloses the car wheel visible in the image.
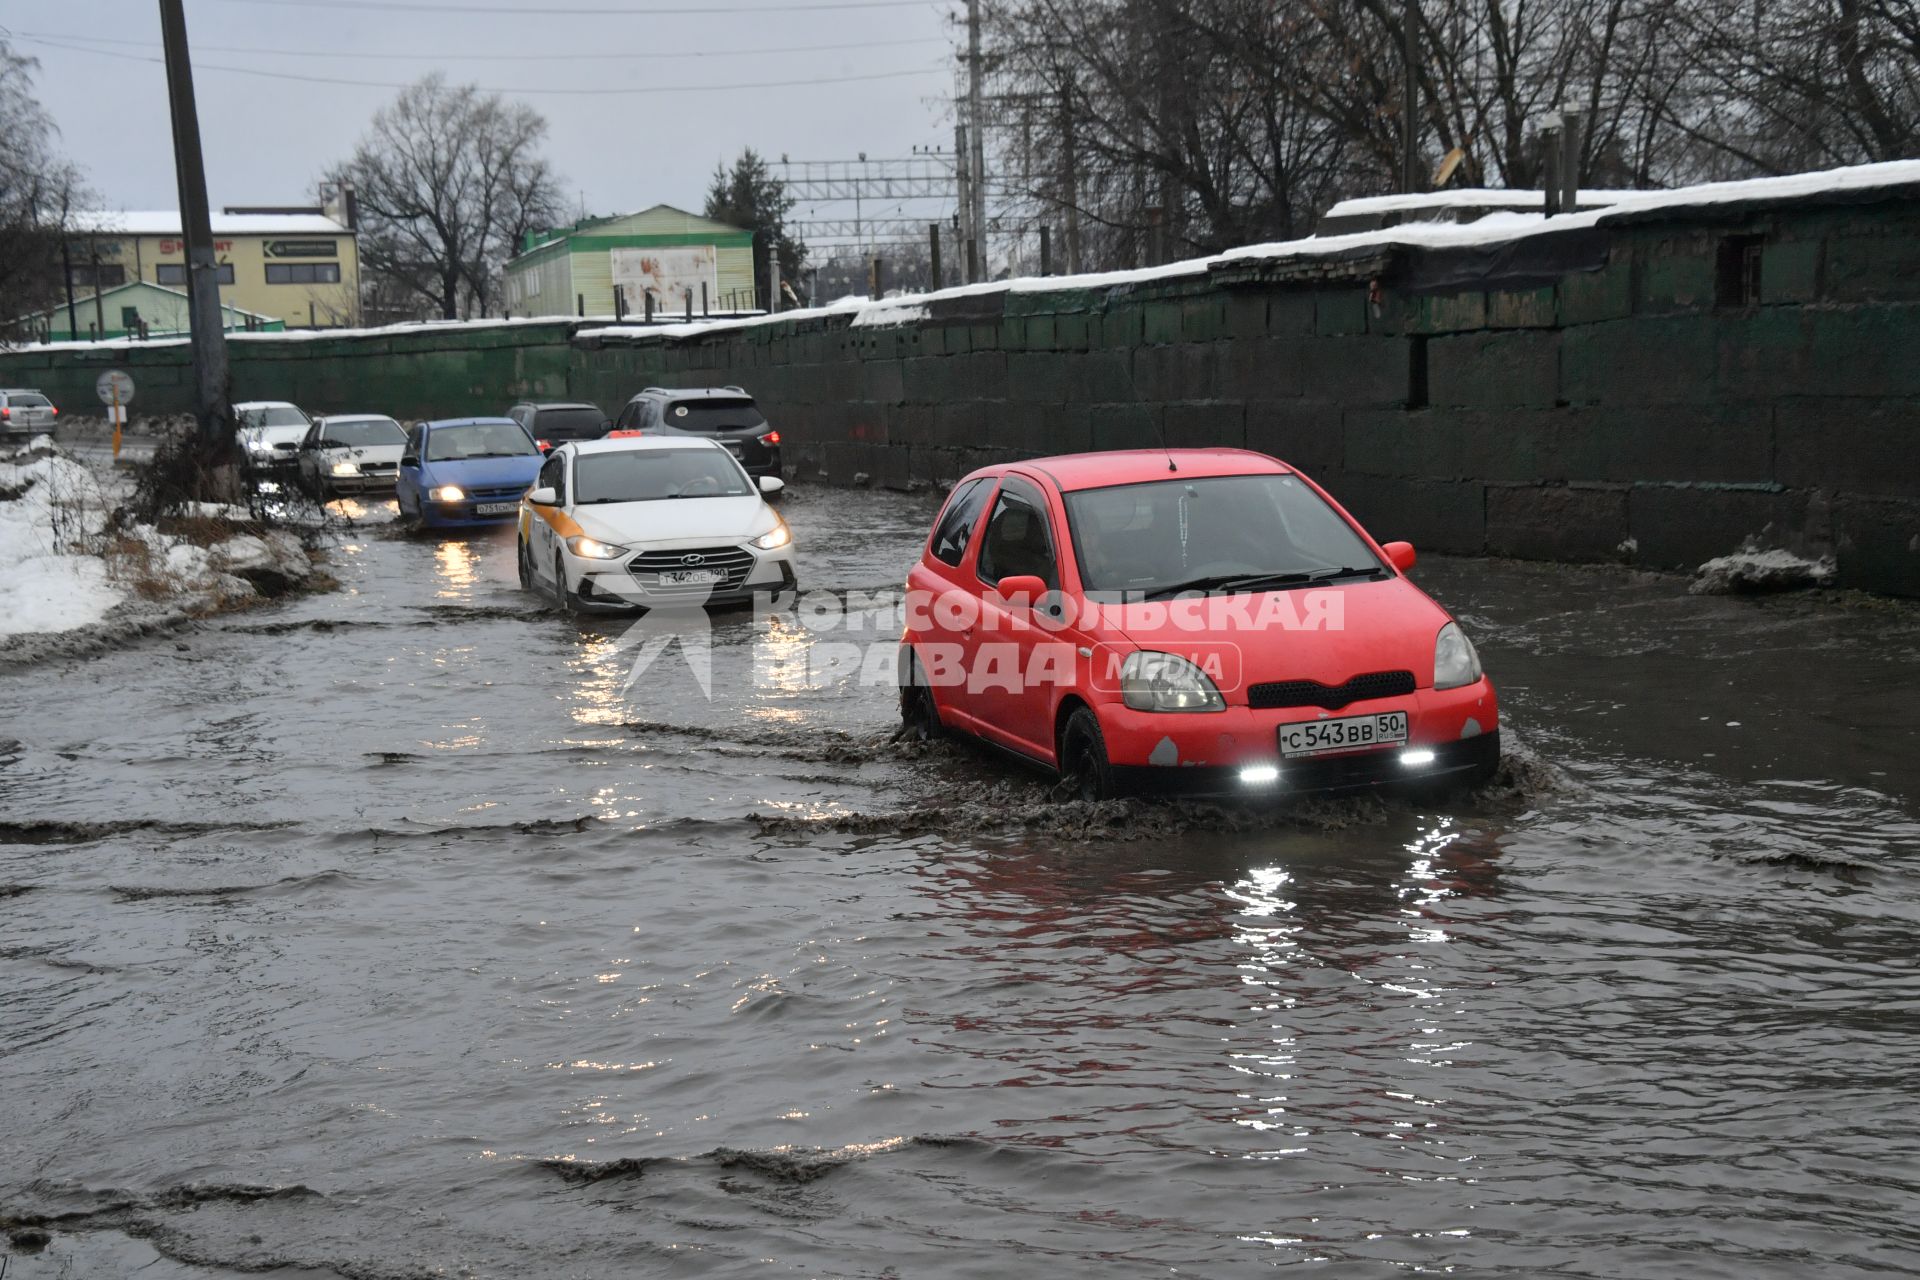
[516,536,532,589]
[1059,706,1116,802]
[553,551,581,615]
[898,653,943,741]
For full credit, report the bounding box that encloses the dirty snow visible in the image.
[0,439,128,640]
[1691,547,1838,595]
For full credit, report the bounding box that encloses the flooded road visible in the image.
[3,486,1919,1278]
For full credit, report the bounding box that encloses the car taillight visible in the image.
[1,408,9,419]
[537,438,552,452]
[763,430,781,444]
[49,406,57,415]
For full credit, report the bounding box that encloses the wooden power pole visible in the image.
[158,0,232,452]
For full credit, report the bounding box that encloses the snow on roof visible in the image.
[71,211,351,236]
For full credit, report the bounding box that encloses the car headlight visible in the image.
[566,535,627,560]
[1433,621,1483,690]
[329,460,359,477]
[1121,651,1225,713]
[430,485,466,502]
[246,439,273,457]
[750,519,791,551]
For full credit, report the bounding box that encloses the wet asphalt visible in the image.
[2,486,1918,1278]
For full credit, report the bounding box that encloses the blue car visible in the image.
[397,417,545,529]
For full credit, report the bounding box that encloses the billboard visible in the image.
[610,245,720,315]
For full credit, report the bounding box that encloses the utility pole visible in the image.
[955,123,975,281]
[1402,0,1422,193]
[1059,79,1080,275]
[159,0,230,453]
[966,0,989,280]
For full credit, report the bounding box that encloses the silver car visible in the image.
[296,414,408,497]
[0,388,58,438]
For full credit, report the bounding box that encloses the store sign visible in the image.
[265,240,339,259]
[159,239,234,253]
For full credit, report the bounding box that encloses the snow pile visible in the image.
[0,437,129,641]
[1691,546,1837,595]
[0,438,320,655]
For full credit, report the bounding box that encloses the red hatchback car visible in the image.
[899,448,1500,799]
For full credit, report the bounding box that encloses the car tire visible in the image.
[1059,706,1117,802]
[516,537,532,589]
[898,653,943,741]
[553,551,582,615]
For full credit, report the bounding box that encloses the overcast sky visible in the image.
[9,0,962,246]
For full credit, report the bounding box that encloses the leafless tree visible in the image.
[325,75,564,321]
[0,40,89,343]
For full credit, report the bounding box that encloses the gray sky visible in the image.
[9,0,962,240]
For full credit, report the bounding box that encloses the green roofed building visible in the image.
[503,205,758,320]
[21,279,284,343]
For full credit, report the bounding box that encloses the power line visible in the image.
[219,0,929,13]
[21,29,950,63]
[22,36,946,96]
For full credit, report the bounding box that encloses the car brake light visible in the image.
[537,438,552,452]
[763,430,781,444]
[0,408,9,419]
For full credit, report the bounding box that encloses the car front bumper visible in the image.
[321,473,399,495]
[1096,677,1500,796]
[570,546,798,611]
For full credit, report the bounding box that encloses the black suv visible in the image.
[506,401,611,451]
[611,387,783,481]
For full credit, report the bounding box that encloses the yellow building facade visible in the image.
[70,207,361,330]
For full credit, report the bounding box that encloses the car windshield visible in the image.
[323,418,405,447]
[573,448,754,503]
[238,406,308,429]
[664,398,765,432]
[535,407,608,440]
[425,422,538,461]
[1065,473,1385,597]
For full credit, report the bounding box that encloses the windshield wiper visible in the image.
[1140,566,1384,599]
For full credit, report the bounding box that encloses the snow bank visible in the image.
[1691,547,1837,595]
[0,439,128,641]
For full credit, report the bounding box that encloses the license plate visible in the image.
[721,441,743,455]
[659,569,725,586]
[474,501,518,515]
[1278,711,1409,758]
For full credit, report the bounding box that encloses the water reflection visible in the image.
[434,540,479,600]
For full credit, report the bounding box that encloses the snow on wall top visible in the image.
[1322,188,1639,217]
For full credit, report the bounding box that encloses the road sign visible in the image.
[96,370,135,405]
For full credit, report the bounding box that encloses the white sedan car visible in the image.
[517,436,796,612]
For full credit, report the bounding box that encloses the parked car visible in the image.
[396,417,544,529]
[506,401,611,452]
[296,413,408,498]
[898,448,1500,799]
[610,386,782,482]
[234,401,314,474]
[0,388,58,438]
[517,435,795,613]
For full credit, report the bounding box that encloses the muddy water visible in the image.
[3,487,1919,1278]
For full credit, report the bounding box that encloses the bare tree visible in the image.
[0,40,89,343]
[325,75,564,321]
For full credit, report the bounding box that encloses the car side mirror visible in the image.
[1382,541,1416,572]
[994,574,1049,606]
[526,486,558,506]
[400,455,418,468]
[758,475,785,495]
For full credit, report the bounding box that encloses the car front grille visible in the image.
[1248,669,1417,711]
[358,462,396,474]
[627,545,756,596]
[463,485,528,501]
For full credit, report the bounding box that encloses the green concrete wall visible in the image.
[5,189,1917,594]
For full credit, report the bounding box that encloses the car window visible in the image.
[424,422,539,461]
[572,448,752,503]
[664,398,764,431]
[404,426,424,460]
[929,478,992,568]
[976,490,1059,589]
[535,407,608,440]
[238,406,309,429]
[10,394,50,409]
[1064,473,1383,595]
[324,418,406,447]
[615,402,641,430]
[537,453,567,503]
